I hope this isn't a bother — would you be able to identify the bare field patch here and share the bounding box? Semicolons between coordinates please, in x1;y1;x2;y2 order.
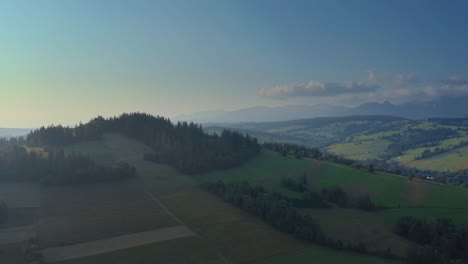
42;226;194;263
37;181;178;248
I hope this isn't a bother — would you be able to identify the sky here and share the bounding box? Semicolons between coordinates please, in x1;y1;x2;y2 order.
1;0;468;127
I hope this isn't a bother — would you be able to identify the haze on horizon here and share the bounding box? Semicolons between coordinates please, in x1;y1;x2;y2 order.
1;0;468;128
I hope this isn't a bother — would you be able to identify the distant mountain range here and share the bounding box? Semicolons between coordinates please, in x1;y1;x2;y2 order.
0;128;32;138
176;95;468;123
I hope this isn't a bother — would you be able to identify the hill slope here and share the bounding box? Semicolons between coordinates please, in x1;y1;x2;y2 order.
206;116;468;172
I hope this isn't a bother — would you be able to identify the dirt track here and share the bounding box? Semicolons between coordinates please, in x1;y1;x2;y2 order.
41;225;195;263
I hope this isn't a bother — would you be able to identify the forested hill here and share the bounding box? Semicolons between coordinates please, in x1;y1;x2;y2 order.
26;113;260;173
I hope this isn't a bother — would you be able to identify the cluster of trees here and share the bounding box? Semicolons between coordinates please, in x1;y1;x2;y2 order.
280;175;329;208
204;181;398;259
321;187;376;211
262;142;322;159
280;174;309;192
263;142;356;167
396;216;468;263
0;146;136;184
320;186;349;208
26;113;260;174
0;200;7;224
204;181;324;241
0;137;26;150
280;175;346;207
356;194;376;211
280;175;376;211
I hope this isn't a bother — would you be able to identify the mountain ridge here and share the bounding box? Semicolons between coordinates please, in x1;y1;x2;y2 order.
176;95;468;123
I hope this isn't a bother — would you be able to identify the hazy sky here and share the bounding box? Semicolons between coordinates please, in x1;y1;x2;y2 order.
1;0;468;127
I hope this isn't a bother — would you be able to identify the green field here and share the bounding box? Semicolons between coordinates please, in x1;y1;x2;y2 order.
326;139;391;160
200;151;468;210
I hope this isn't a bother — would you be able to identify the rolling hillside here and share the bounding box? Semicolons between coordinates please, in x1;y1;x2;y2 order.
1;134;405;264
206;116;468;172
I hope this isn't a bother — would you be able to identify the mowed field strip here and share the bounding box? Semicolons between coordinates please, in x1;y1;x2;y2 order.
42;225;195;263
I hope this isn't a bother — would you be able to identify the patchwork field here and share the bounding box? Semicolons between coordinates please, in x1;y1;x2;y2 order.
8;133;468;263
59;134;397;264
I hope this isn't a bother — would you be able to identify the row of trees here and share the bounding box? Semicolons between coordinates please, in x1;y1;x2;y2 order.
26;113;260;173
280;176;376;211
204;181;398;259
262;142;322;159
0;146;136;184
204;181;323;241
415;140;468;160
396;216;468;263
262;142;356;167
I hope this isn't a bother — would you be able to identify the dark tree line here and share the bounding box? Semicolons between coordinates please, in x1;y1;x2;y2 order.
204;181;398;259
263;141;356;167
262;142;322;159
281;174;309;192
280;175;329;208
26;113;260;174
396;216;468;263
280;176;376;211
204;181;324;242
0;146;136;184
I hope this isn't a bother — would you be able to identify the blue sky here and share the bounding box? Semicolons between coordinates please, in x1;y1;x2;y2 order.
1;0;467;127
